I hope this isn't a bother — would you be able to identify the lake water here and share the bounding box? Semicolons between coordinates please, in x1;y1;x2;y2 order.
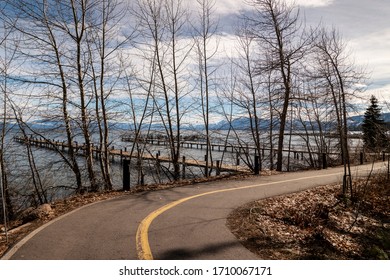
0;127;362;215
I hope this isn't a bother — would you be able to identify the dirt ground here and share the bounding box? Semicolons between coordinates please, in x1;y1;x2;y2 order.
1;172;389;259
227;175;390;259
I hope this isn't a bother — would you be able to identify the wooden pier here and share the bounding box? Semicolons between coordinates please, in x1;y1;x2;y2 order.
14;135;387;177
121;135;254;153
120;135;342;158
13;136;251;174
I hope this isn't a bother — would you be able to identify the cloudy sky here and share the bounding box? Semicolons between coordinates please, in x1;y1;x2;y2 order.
210;0;390;108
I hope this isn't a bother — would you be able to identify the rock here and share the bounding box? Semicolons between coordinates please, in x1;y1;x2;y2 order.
37;204;52;216
19;204;53;223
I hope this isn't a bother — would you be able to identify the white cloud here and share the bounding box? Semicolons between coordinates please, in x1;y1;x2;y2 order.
209;0;334;15
290;0;334;7
349;28;390;90
185;0;248;15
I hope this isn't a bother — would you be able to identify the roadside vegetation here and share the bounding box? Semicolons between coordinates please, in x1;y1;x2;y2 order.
227;171;390;259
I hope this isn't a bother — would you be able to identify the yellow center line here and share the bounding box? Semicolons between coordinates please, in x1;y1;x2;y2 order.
136;164;384;260
136;171;345;260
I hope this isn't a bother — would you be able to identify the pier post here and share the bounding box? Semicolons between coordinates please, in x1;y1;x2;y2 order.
122;159;130;191
216;160;220;175
156;153;161;179
204;154;208;176
322;153;327;169
254;155;260;175
182;156;186;179
236;153;240;166
360;152;364;165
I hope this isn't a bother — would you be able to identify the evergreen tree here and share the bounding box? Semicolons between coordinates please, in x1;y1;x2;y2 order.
362;95;388;150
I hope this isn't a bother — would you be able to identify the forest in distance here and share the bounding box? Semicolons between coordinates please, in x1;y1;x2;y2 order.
1;0;389;226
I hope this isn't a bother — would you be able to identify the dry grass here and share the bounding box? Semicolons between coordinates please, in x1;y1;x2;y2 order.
227;173;390;259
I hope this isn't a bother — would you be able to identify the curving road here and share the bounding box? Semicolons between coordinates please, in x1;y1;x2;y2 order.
2;162;386;260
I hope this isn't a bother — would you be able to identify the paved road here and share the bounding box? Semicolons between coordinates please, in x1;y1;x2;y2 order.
3;162;386;260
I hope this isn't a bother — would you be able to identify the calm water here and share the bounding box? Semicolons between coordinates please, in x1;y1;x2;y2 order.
1;127;360;212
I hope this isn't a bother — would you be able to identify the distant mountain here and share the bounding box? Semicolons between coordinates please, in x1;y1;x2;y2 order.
210;117;250;130
210;113;390;131
347;112;390;130
17;112;390;132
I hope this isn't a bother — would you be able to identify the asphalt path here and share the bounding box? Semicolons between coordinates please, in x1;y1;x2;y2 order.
2;162;387;260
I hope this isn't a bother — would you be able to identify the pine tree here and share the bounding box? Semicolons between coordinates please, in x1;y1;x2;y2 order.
362;95;388;151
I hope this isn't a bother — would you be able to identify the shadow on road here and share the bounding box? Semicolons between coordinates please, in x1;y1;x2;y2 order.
157;240;253;260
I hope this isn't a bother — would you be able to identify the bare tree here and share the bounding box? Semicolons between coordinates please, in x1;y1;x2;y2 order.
192;0;219;176
295;83;328;168
67;0;99;191
0;13;17;230
233;23;264;172
4;0;134;192
86;0;132;190
3;0;89;192
119;52;156;185
313;27;366;198
245;0;311;171
134;0;192;180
